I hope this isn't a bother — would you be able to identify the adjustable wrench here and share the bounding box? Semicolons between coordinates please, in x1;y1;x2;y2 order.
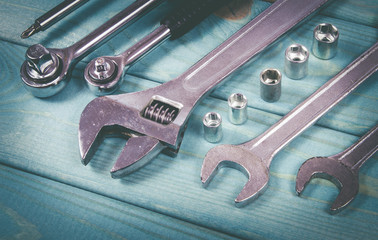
84;0;231;95
296;125;378;214
201;42;378;207
20;0;164;98
78;0;331;178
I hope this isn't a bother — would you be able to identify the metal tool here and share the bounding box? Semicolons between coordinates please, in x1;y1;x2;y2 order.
84;0;231;95
296;125;378;214
20;0;164;98
260;68;281;102
312;23;339;59
203;112;223;143
78;0;331;178
284;43;309;79
201;42;378;207
21;0;89;39
228;93;248;125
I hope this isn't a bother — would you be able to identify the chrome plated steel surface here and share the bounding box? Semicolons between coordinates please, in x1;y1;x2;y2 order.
296;125;378;214
20;0;163;97
201;42;378;207
78;0;331;178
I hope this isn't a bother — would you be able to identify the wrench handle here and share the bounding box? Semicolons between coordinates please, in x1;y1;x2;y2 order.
70;0;163;58
336;125;378;170
161;0;231;39
245;42;378;164
163;0;330;107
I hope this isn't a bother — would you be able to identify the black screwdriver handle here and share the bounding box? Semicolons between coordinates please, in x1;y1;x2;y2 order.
161;0;231;39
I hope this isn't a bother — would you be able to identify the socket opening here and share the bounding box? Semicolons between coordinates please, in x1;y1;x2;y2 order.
228;93;247;109
261;69;281;85
314;23;339;43
286;44;309;63
203;112;222;128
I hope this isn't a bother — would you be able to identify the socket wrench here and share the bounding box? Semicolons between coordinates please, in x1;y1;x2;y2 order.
20;0;164;98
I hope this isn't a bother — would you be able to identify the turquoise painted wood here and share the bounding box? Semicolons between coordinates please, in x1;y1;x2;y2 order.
0;0;377;239
0;165;238;239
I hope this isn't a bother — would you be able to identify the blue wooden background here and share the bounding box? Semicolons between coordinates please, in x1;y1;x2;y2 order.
0;0;377;239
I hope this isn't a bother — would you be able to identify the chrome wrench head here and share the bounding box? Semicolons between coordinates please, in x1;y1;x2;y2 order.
84;25;171;96
84;56;126;96
20;44;73;98
20;0;164;98
78;83;187;177
296;125;378;213
201;145;269;207
296;157;359;214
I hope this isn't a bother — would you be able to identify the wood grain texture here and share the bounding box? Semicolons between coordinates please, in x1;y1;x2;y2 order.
0;0;377;239
0;165;239;240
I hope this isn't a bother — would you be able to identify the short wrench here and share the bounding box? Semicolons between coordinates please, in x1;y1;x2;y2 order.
78;0;331;178
20;0;164;98
84;0;231;95
201;42;378;207
296;125;378;214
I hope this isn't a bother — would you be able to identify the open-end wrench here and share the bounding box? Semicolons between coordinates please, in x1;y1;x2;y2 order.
84;0;231;95
201;42;378;207
20;0;164;98
79;0;331;178
296;125;378;214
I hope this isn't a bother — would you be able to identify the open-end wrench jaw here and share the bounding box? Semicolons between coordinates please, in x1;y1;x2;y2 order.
110;135;165;178
78;88;187;177
296;157;359;214
201;145;270;207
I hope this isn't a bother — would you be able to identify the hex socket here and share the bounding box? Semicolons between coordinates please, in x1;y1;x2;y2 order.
203;112;223;143
284;44;309;79
228;93;248;125
312;23;339;59
260;68;281;102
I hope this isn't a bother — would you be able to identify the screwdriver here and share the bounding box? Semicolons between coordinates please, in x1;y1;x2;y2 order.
21;0;89;39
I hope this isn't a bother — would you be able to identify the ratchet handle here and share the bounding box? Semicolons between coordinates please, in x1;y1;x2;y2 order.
161;0;231;39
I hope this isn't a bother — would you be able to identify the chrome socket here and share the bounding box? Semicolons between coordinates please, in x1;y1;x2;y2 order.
260;68;281;102
312;23;339;59
284;44;309;79
203;112;223;143
228;93;248;125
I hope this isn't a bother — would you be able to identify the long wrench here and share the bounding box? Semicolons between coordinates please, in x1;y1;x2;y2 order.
201;42;378;207
78;0;331;178
296;125;378;214
20;0;164;98
84;0;231;95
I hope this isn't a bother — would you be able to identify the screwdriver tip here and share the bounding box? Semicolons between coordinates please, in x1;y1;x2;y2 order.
21;24;39;39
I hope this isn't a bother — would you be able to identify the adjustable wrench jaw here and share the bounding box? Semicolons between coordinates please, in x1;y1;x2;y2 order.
21;44;73;98
201;145;270;207
296;157;359;214
78;83;191;177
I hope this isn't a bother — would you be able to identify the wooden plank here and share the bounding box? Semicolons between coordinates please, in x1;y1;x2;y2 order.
320;0;378;28
0;0;377;239
0;164;240;240
0;42;377;239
